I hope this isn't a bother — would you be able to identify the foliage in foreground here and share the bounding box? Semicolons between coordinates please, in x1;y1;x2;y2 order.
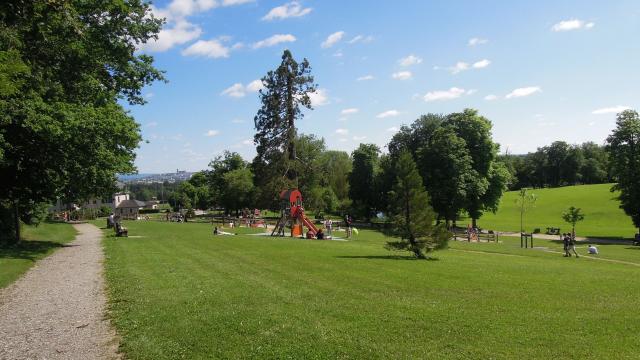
0;0;163;243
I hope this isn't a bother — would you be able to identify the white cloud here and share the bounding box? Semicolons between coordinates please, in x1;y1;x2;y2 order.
357;75;374;81
450;61;470;74
246;79;264;92
341;108;359;115
333;51;343;58
241;139;253;145
468;37;488;46
321;31;345;48
145;121;158;128
376;110;400;118
309;88;329;106
348;35;374;44
221;80;263;97
204;129;220;137
352;136;366;141
139;20;202;52
424;87;466;102
141;0;253;53
221;83;245;98
252;34;296;49
552;19;595;32
472;59;491;69
505;86;541;99
335;128;349;135
484;94;498;101
466;89;477;95
386;126;399;132
398;55;423;67
392;71;412;80
592;105;631;115
262;1;312;21
231;118;245;123
181;39;230;58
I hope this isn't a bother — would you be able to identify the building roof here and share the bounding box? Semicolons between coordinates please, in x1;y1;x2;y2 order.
116;199;146;209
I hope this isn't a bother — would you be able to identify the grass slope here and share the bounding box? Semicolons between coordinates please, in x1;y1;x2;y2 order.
0;221;77;288
103;221;640;359
471;184;636;238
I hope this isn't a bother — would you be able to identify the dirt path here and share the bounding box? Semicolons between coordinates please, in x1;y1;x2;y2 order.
0;223;118;360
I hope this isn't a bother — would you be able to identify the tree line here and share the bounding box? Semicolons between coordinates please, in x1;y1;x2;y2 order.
499;141;611;190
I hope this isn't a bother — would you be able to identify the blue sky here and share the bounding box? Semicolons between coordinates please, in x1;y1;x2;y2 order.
131;0;640;173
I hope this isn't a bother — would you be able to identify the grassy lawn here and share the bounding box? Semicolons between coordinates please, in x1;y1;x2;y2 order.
0;221;77;288
103;221;639;359
466;184;636;239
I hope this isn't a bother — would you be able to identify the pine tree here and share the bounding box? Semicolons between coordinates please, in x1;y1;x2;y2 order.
385;151;450;259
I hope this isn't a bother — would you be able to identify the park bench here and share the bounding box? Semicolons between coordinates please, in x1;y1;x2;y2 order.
115;223;128;237
546;227;561;235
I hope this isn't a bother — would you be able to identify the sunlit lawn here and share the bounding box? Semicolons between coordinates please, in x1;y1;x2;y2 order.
463;184;636;239
0;222;76;288
102;220;639;359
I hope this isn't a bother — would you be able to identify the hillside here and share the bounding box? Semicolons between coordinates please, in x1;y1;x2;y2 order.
472;184;636;239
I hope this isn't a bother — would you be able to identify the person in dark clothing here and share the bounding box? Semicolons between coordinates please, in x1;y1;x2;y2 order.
568;234;579;258
316;228;325;240
563;233;571;257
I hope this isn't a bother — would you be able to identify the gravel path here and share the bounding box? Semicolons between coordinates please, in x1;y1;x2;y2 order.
0;223;119;360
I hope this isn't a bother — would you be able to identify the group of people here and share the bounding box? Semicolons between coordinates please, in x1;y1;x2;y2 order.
562;232;599;257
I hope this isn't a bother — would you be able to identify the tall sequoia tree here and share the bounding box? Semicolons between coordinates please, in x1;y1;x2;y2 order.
607;109;640;232
0;0;164;243
253;50;317;199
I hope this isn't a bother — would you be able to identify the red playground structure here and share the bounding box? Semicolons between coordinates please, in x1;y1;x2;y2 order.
271;189;319;238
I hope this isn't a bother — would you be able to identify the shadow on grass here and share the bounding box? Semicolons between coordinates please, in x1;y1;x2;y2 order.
0;240;72;262
336;255;440;261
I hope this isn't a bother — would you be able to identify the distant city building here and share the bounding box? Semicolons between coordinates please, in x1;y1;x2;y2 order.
119;170;194;184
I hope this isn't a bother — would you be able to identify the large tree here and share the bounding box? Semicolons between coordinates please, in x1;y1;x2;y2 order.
253;50;316;188
444;109;507;227
385;151;449;259
0;0;164;243
606;109;640;231
417;127;473;226
348;143;380;220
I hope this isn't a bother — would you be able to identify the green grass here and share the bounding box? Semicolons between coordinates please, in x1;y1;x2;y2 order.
103;221;640;359
468;183;636;239
0;221;77;288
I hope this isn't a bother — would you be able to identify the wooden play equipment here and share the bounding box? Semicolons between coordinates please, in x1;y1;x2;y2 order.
271;189;319;238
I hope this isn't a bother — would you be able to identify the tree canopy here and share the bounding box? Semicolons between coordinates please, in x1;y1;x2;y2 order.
384;151;449;259
606;109;640;230
0;0;163;243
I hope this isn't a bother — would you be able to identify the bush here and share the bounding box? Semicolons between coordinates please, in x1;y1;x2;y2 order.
99;205;113;217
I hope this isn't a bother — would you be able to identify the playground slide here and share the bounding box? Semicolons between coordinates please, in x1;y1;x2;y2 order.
300;213;318;234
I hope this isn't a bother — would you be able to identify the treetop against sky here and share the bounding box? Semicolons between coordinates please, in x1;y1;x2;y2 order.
131;0;640;173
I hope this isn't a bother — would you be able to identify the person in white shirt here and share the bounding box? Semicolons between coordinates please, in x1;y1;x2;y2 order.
587;245;598;255
325;219;333;237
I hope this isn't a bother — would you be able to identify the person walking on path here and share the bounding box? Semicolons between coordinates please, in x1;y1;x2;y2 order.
568;234;580;258
563;233;571;257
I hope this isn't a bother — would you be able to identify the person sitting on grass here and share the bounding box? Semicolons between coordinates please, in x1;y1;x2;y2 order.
213;226;218;236
316;228;325;240
587;244;598;255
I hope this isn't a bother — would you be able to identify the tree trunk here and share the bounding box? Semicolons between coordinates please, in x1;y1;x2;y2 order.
409;236;425;259
13;199;20;245
472;217;477;228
